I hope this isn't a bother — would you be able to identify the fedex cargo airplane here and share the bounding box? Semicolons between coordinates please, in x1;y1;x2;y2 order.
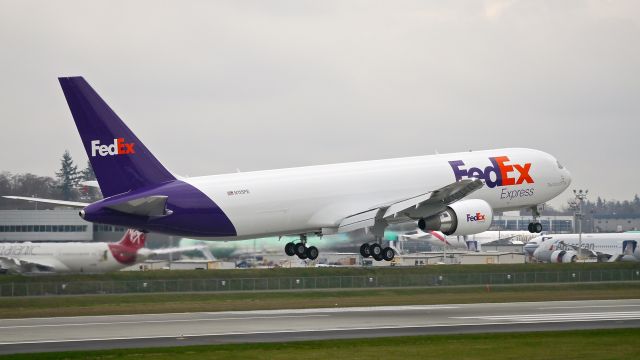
0;229;207;273
5;77;571;262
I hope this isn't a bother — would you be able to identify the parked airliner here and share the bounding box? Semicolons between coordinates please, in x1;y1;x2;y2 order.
4;77;571;262
400;230;538;251
0;230;208;274
528;233;640;263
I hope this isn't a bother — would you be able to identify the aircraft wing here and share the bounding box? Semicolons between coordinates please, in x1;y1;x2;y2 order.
558;241;599;259
0;257;58;273
2;196;89;208
337;179;483;234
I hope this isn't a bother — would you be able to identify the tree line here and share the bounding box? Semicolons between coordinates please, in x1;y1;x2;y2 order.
0;150;101;210
583;195;640;218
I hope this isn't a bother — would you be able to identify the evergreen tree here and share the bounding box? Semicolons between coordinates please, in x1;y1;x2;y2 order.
80;160;96;181
56;150;79;200
79;160;101;200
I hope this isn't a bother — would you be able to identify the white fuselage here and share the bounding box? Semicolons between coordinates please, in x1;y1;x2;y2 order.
0;242;129;273
184;148;570;239
530;233;640;262
402;230;538;250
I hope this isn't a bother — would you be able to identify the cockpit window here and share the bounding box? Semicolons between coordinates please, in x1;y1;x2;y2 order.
556;161;564;169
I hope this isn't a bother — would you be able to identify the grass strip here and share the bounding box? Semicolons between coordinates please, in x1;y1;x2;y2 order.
1;328;639;360
1;282;639;319
2;262;639;284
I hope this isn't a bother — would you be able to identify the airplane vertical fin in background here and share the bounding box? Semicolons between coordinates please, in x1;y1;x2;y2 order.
117;229;147;250
58;77;176;197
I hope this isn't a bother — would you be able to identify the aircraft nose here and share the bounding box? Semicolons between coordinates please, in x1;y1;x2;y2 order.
563;168;572;188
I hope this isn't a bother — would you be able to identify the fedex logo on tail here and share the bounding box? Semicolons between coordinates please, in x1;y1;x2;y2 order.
91;138;135;157
466;212;486;222
449;156;533;188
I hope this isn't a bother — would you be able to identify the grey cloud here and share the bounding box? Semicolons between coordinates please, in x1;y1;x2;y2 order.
0;0;639;207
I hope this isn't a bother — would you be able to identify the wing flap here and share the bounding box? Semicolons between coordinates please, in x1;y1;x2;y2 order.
337;208;380;234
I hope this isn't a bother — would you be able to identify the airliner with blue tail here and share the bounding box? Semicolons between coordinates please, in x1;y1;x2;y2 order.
5;77;572;262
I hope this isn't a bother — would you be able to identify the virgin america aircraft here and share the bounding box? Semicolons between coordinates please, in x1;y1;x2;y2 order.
0;229;207;274
5;77;572;262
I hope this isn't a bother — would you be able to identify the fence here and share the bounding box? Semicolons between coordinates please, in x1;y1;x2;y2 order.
2;269;640;297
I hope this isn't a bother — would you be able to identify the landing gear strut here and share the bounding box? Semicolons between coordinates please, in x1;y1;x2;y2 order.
528;205;543;233
284;234;318;260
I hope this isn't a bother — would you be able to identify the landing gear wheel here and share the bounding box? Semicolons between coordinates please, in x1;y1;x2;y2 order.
369;243;382;258
306;246;319;260
528;223;534;233
372;253;383;261
359;243;371;258
294;243;307;257
297;251;308;259
382;247;395;261
284;242;295;256
534;222;543;233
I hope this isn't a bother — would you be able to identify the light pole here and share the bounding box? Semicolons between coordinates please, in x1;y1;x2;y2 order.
572;189;589;259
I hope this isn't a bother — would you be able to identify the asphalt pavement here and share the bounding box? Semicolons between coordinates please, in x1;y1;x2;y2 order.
1;299;639;354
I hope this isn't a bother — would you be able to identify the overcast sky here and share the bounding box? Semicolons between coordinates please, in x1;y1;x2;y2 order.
1;0;638;208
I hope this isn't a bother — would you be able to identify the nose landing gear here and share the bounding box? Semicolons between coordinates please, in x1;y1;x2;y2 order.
528;205;543;233
528;222;543;233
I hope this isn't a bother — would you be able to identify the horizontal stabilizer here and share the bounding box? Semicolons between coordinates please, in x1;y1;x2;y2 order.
106;195;170;217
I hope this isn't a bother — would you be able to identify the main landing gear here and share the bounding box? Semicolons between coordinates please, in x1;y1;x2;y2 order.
359;241;395;262
284;234;319;260
528;205;543;233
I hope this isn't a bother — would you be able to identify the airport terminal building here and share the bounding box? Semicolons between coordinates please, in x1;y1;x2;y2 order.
0;209;172;245
0;210;93;242
490;214;574;233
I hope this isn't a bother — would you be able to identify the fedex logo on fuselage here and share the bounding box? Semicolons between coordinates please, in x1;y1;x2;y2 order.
91;138;135;157
466;212;486;222
449;156;533;189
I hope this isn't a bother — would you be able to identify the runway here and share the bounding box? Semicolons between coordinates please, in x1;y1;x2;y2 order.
1;299;640;354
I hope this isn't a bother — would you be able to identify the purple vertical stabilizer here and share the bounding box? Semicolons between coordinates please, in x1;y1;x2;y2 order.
58;77;176;197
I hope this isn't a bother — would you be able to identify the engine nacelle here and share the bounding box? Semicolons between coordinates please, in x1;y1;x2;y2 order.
417;199;493;236
550;249;577;263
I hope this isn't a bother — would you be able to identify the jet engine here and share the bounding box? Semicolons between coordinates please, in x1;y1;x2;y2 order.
417;199;493;236
550;250;577;263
